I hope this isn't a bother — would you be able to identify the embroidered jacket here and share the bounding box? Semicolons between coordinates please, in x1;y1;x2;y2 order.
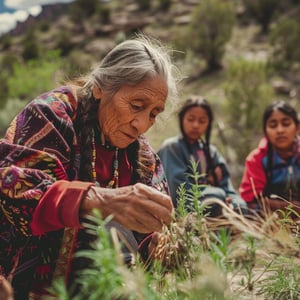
0;86;168;298
239;137;300;203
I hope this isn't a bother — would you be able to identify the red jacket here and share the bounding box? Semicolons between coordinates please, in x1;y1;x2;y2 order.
239;138;268;202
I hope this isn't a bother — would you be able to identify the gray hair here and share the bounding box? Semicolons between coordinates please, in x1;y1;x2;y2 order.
87;33;180;106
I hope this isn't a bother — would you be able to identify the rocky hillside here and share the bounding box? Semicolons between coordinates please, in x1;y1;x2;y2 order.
3;0;298;98
3;0;200;58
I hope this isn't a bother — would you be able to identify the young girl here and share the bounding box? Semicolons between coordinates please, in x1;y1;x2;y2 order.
239;100;300;216
158;96;247;216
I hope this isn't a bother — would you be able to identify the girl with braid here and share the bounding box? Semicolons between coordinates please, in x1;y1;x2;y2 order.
239;100;300;217
158;96;246;216
0;33;179;299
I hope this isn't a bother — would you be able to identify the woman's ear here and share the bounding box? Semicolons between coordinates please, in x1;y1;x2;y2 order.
92;85;102;100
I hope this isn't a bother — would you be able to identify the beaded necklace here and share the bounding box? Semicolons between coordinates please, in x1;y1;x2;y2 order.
92;128;119;188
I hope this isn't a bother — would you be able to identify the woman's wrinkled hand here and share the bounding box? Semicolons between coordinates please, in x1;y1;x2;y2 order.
82;183;174;233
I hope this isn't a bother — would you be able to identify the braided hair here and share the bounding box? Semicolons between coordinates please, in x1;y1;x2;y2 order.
262;100;299;187
178;96;218;185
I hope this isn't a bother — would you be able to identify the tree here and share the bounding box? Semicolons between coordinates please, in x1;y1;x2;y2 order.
22;29;40;61
243;0;281;34
186;0;235;72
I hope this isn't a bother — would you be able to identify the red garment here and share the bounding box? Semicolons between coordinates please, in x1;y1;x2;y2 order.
30;145;133;235
239;138;268;202
95;145;132;187
30;180;93;235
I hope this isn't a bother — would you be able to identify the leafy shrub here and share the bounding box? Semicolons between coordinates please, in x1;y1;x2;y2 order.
22;29;40;61
0;54;22;108
136;0;151;11
0;34;12;50
242;0;281;34
68;0;99;22
223;59;274;165
55;31;74;56
96;3;111;24
158;0;172;11
184;0;236;72
8;50;64;101
0;98;26;137
269;17;300;71
39;20;50;32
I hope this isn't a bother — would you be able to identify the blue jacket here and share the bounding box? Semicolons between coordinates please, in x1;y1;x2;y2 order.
158;135;245;209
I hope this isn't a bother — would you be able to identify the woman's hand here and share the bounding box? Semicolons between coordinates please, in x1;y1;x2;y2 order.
81;183;174;233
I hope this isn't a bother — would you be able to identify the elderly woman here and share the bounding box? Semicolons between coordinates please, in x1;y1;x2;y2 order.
0;34;179;299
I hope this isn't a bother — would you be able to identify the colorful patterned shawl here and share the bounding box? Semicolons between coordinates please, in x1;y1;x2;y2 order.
0;86;168;298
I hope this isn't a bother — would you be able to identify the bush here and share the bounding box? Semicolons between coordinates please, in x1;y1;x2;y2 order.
96;3;111;24
158;0;172;11
185;0;235;72
55;31;74;57
22;30;40;61
136;0;151;11
0;98;26;137
242;0;281;34
269;17;300;71
223;59;274;165
68;0;99;22
8;50;64;101
0;34;12;50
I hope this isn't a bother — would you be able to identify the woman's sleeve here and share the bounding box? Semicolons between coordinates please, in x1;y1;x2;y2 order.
239;152;267;202
0;89;79;236
30;180;93;235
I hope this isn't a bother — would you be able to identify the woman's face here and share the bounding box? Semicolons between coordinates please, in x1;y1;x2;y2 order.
182;106;209;143
95;76;167;148
265;109;299;152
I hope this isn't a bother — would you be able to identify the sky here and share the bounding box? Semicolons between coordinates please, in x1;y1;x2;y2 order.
0;0;74;35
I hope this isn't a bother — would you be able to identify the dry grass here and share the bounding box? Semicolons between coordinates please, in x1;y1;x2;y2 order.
144;198;300;299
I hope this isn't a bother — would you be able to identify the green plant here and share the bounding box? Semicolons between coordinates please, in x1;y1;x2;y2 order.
259;257;300;299
135;0;151;11
242;0;281;34
269;17;300;71
0;34;12;50
8;50;64;101
22;29;40;61
69;0;99;19
0;98;26;137
158;0;172;11
96;3;111;24
184;0;235;72
210;228;232;271
47;169;300;299
223;58;274;166
55;31;74;57
239;235;256;291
